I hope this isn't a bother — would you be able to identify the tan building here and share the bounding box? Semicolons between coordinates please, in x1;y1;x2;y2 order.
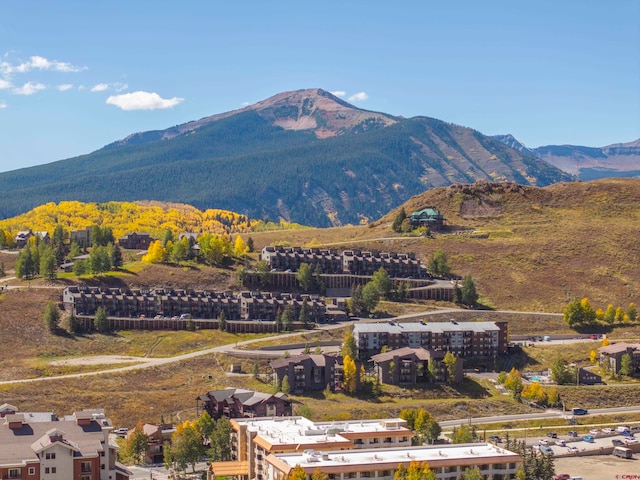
265;443;522;480
210;416;412;480
0;404;130;480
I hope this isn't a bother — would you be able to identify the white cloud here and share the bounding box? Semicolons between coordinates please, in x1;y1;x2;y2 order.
106;91;184;111
330;90;346;98
12;81;46;95
348;92;369;102
0;102;7;109
113;82;128;92
57;84;73;91
14;55;85;73
91;83;109;92
0;78;11;90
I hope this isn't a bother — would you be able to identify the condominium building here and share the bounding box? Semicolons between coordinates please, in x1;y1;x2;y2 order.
210;416;412;480
0;404;130;480
354;320;508;359
265;443;522;480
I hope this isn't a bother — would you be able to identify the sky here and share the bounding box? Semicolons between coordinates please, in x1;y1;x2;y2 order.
0;0;638;173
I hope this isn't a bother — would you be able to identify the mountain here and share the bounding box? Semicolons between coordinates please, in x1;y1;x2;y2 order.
0;88;571;227
493;135;640;181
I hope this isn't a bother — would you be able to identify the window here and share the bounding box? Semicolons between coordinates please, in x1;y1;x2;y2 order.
8;469;20;479
51;468;56;474
82;476;91;480
81;461;92;473
45;468;50;474
45;452;56;459
29;467;36;475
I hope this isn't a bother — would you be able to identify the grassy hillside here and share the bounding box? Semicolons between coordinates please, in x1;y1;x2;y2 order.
1;178;639;427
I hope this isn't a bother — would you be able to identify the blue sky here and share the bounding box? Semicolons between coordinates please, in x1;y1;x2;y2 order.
0;0;638;173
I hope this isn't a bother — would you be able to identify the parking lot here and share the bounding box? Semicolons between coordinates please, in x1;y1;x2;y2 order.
554;454;638;480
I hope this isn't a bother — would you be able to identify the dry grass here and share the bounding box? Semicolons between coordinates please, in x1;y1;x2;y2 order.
1;179;640;427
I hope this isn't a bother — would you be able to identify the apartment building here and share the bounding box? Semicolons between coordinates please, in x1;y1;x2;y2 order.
210;416;412;480
354;320;508;360
260;247;428;279
0;404;130;480
197;388;293;420
370;347;462;385
264;443;522;480
270;354;344;393
62;286;327;323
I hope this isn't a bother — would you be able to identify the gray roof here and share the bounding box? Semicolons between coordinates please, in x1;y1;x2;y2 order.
0;411;112;465
354;321;501;335
599;342;640;354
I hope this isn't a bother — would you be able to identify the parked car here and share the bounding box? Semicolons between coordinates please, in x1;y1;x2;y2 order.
624;437;638;445
601;428;612;434
113;428;128;437
616;426;630;433
589;429;599;436
489;435;502;443
568;431;578;437
555;439;566;447
539;438;549;445
547;432;558;438
612;439;624;446
572;408;588;415
582;436;595;443
567;446;579;453
539;445;554;455
180;313;191;319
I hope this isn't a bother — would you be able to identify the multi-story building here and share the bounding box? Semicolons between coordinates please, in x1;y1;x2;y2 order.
70;226;93;249
62;287;328;323
270;354;344;393
370;347;462;385
124;423;175;464
0;404;130;480
117;232;154;250
264;443;522;480
197;388;293;420
211;416;412;480
599;342;640;374
354;320;508;360
260;247;428;279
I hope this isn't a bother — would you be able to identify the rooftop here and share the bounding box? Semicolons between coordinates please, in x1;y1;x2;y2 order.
354;321;502;335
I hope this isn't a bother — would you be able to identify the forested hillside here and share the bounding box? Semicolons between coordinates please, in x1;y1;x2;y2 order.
0;201;254;240
0;89;571;226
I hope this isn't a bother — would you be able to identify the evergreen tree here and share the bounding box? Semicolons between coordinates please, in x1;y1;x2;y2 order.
68;241;81;260
73;259;87;276
281;304;294;332
39;246;57;280
460;275;478;307
427;249;451;277
246;237;254;252
620;353;633;376
94;306;109;333
52;224;67;264
44;301;60;332
109;243;123;269
218;310;227;332
68;312;81;334
208;416;232;462
298;298;310;327
16;244;36;279
391;207;407;233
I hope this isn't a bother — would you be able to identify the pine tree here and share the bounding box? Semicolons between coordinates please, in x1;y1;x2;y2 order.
218;310;227;332
281;374;291;394
44;301;60;332
94;307;109;333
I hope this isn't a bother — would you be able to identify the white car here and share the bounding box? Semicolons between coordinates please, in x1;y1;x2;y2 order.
567;446;579;453
589;429;599;436
601;428;612;434
624;437;638;445
555;439;566;446
539;439;549;445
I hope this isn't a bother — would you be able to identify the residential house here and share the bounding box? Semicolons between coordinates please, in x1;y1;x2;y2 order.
262;443;522;480
0;405;130;480
70;226;93;249
270;354;344;393
409;207;445;230
599;342;640;375
14;230;48;248
117;232;154;250
577;367;602;385
197;388;293;420
370;347;462;385
126;423;175;464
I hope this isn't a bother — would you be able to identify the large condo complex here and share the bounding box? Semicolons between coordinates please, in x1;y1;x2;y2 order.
207;415;522;480
354;320;508;359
